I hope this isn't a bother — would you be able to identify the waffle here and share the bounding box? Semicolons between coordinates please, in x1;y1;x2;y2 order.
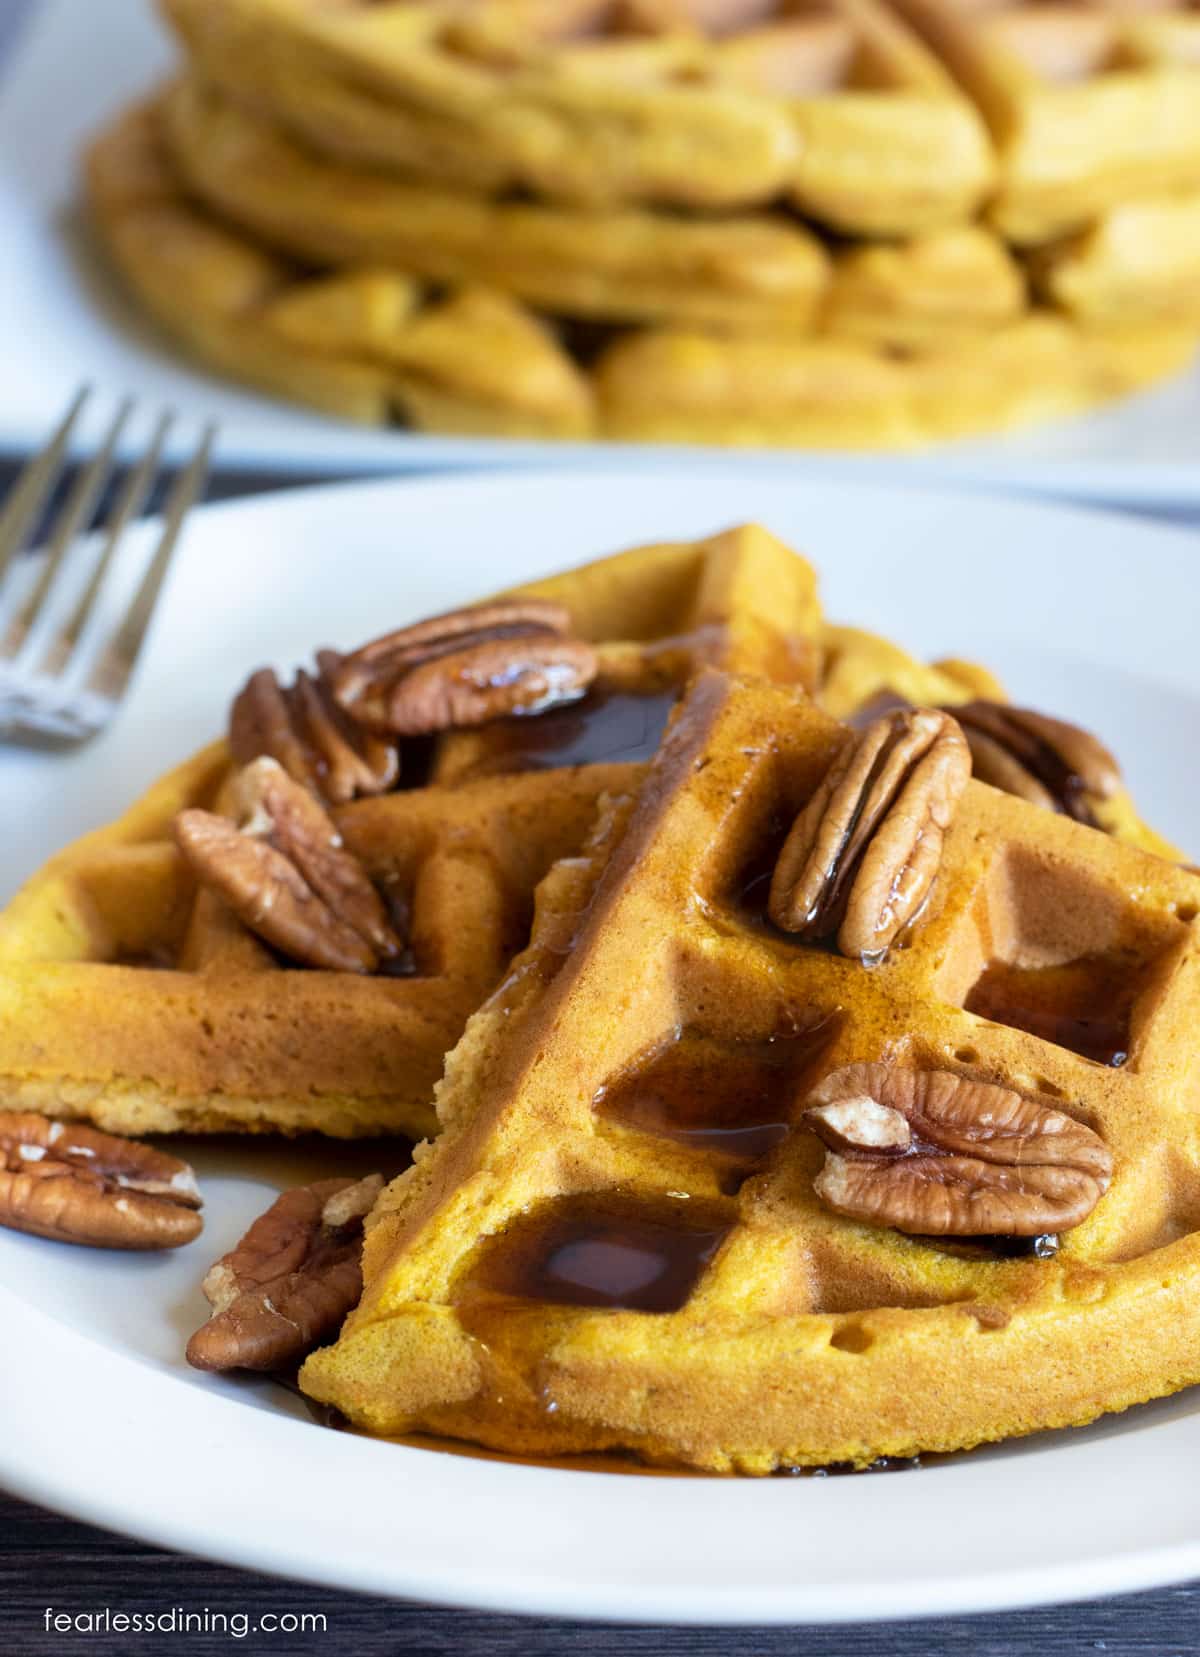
163;76;1024;344
595;312;1199;448
159;0;995;234
84;102;593;438
86;100;1198;449
301;670;1200;1470
891;0;1200;243
0;527;822;1141
1031;192;1200;328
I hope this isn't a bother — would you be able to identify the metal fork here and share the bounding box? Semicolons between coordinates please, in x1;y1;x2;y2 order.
0;388;215;747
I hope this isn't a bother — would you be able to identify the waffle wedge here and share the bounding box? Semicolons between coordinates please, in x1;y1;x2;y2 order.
302;671;1200;1470
0;527;821;1141
162;77;1024;345
892;0;1200;243
159;0;994;234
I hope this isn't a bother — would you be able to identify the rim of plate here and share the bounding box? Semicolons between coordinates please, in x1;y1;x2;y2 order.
2;468;1199;1624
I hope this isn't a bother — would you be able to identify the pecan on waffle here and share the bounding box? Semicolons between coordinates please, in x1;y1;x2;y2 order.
83;102;592;437
301;672;1200;1471
162;77;1023;346
159;0;994;234
817;631;1184;861
1029;192;1200;329
0;526;822;1142
0;742;608;1140
891;0;1200;243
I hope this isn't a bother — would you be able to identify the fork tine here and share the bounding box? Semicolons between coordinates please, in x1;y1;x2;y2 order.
88;423;216;705
1;395;133;662
0;386;91;591
36;409;175;682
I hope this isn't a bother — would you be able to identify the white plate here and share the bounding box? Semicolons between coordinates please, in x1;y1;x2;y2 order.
3;1;1200;511
2;471;1200;1624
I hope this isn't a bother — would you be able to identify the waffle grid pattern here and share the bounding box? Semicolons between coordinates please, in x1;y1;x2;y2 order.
302;673;1200;1470
0;529;820;1141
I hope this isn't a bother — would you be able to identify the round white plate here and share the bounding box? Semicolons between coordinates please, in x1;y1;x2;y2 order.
2;0;1200;511
2;471;1199;1624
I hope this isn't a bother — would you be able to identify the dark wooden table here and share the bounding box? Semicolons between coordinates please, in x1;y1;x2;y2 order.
5;2;1200;1649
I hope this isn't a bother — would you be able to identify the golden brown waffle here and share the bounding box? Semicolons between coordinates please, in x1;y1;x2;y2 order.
0;743;610;1140
891;0;1200;243
594;312;1198;448
84;99;1198;449
162;77;1024;344
301;671;1200;1470
159;0;994;234
84;103;593;438
1030;191;1200;328
0;528;821;1141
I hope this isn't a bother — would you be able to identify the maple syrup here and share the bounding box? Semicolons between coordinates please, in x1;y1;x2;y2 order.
924;1232;1059;1261
478;685;679;772
465;1196;731;1313
966;955;1137;1065
111;945;176;969
596;1025;835;1163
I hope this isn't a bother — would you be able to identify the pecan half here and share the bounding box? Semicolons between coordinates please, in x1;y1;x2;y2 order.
803;1064;1112;1236
330;599;597;735
768;708;970;963
947;701;1120;827
230;649;398;806
175;757;402;972
0;1112;202;1249
186;1173;383;1372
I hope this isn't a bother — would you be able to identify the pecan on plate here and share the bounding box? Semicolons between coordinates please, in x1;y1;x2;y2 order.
803;1064;1112;1236
186;1173;383;1372
175;757;403;972
768;708;970;963
229;649;398;806
330;599;598;735
947;701;1120;826
0;1113;202;1249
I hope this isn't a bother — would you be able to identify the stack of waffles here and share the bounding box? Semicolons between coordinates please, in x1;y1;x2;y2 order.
5;526;1200;1467
78;0;1200;449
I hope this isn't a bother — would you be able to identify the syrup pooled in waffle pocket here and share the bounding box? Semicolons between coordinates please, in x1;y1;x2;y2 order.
0;527;824;1146
2;528;1196;1469
300;672;1200;1470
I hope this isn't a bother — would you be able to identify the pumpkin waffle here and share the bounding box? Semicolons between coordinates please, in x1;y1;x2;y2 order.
0;526;821;1142
159;0;994;234
1030;192;1200;328
85;99;1198;449
84;102;592;438
301;671;1200;1470
162;76;1024;344
890;0;1200;243
594;312;1198;448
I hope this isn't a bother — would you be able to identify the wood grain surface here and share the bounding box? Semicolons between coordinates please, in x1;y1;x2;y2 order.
4;1486;1200;1656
